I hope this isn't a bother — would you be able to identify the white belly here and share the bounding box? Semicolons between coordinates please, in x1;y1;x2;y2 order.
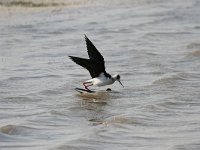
94;77;114;86
86;76;114;87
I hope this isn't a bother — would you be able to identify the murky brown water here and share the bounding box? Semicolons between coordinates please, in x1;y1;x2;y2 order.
0;0;200;149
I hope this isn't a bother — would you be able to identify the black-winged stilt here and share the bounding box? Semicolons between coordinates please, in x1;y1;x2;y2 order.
69;35;123;91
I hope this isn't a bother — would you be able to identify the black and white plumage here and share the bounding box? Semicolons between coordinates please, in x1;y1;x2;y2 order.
69;35;123;91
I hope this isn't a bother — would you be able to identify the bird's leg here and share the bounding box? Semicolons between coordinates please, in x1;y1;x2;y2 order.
83;82;93;91
84;83;89;91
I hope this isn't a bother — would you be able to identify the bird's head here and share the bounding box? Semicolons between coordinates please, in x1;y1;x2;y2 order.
113;74;124;88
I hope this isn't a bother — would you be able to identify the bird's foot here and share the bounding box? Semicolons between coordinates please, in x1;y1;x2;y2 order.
84;86;91;92
83;82;92;92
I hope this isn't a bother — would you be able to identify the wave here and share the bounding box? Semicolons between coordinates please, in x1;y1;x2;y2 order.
186;50;200;58
185;42;200;58
0;124;37;135
186;42;200;49
0;0;90;8
89;116;140;126
5;74;60;81
153;73;187;85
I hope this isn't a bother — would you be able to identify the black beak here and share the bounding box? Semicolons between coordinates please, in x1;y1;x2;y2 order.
118;80;124;88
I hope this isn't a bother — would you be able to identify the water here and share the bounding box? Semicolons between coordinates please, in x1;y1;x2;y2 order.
1;0;200;149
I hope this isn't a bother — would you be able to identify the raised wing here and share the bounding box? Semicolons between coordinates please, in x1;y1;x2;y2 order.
69;56;103;78
84;35;105;72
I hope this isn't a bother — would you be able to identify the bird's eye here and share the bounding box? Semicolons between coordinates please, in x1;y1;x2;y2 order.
117;75;120;80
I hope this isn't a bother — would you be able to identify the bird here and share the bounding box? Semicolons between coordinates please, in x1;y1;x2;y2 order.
69;35;124;91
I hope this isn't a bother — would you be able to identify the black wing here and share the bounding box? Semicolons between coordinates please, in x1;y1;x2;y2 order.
84;35;106;74
69;56;103;78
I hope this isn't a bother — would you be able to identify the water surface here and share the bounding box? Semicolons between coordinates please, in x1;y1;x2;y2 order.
0;0;200;149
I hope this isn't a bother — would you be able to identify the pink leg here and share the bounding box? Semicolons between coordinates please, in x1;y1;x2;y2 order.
83;82;93;91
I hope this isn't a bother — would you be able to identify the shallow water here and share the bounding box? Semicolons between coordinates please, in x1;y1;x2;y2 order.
1;0;200;149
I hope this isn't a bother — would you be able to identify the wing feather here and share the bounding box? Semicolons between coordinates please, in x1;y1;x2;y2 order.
84;35;105;74
69;35;107;78
69;56;100;78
